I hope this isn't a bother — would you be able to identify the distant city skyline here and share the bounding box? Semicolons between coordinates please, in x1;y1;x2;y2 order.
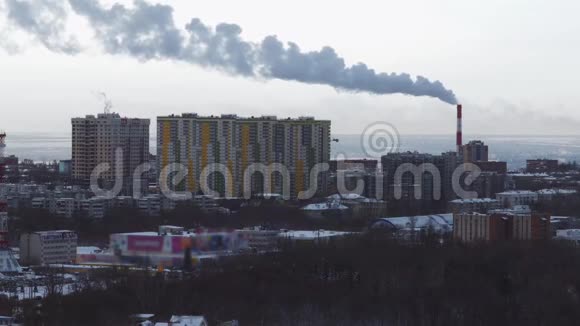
1;0;579;135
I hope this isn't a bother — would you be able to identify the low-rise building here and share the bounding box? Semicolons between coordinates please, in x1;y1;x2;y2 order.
301;200;349;219
536;188;577;201
19;230;77;265
279;230;353;244
475;161;508;174
55;198;77;218
137;195;162;216
326;193;387;219
449;198;500;214
80;197;107;219
555;229;580;244
238;227;281;251
496;190;538;208
526;159;559;173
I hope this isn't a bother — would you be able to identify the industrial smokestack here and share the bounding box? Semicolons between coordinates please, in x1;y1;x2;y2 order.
456;104;463;154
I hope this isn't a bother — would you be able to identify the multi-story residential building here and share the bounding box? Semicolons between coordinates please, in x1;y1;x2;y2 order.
381;151;457;213
467;172;506;199
80;197;108;219
55;198;77;218
157;114;331;199
20;230;78;265
72;113;150;195
137;194;162;216
453;211;550;243
462;140;489;163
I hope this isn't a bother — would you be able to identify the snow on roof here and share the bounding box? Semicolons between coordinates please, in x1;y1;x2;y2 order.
168;315;207;326
375;214;453;232
116;232;159;236
279;230;353;240
77;246;102;255
301;202;349;211
130;313;155;320
496;190;537;196
551;216;571;220
508;173;549;177
556;229;580;239
537;189;577;195
34;230;75;235
450;198;498;204
327;193;365;200
489;205;532;215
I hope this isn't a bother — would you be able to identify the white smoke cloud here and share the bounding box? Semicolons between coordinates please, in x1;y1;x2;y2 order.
1;0;458;104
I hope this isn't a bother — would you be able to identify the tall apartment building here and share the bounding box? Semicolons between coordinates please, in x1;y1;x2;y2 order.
462;140;489;163
72;113;150;195
157;114;331;199
381;151;458;213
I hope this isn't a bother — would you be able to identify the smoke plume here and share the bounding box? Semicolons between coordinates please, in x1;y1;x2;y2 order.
2;0;458;104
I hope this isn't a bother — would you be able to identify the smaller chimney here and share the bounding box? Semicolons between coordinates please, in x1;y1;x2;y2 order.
456;104;462;154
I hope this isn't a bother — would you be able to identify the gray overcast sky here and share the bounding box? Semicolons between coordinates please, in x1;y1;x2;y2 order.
1;0;579;136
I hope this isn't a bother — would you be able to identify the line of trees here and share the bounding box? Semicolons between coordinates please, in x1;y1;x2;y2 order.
12;235;580;325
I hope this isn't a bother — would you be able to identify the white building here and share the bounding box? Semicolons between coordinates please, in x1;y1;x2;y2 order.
20;230;78;265
496;191;538;208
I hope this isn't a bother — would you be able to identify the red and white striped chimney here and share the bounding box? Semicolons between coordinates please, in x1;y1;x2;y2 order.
456;104;462;153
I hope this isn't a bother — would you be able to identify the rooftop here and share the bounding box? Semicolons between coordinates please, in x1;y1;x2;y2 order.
279;230;353;240
496;190;537;196
450;198;498;204
374;214;453;232
158;113;330;123
302;201;349;211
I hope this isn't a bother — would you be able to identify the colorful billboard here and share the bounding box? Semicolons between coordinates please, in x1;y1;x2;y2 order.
127;236;164;252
